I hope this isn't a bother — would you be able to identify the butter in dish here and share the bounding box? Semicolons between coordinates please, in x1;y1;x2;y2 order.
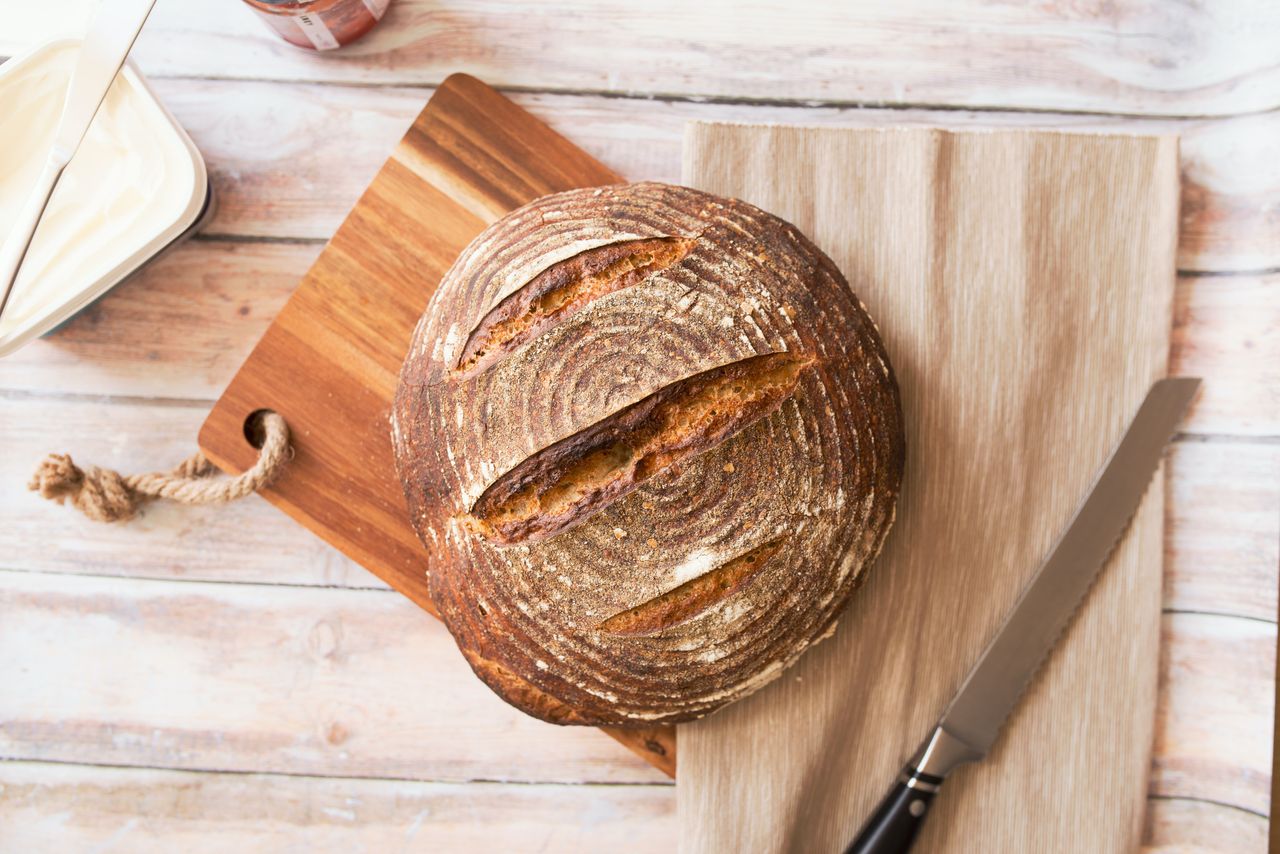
0;39;213;357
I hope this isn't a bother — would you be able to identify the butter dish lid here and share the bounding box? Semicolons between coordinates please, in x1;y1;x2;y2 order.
0;39;210;357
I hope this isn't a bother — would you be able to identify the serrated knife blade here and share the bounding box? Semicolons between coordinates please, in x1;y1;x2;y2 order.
845;377;1201;854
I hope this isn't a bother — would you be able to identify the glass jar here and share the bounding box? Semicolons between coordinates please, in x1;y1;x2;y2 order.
240;0;390;51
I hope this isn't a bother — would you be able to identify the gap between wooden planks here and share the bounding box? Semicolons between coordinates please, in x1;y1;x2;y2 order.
5;0;1280;115
2;249;1272;438
0;761;1266;853
136;77;1280;274
0;568;1270;812
0;762;678;853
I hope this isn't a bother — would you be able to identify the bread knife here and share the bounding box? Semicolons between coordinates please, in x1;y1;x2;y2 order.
844;377;1200;854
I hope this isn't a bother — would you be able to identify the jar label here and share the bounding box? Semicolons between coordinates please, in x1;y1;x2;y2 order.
362;0;390;19
293;12;340;50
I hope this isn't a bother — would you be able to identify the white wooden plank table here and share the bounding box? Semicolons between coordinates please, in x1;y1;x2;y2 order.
1;1;1275;850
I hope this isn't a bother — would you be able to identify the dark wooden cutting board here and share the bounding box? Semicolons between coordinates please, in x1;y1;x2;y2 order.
198;74;675;776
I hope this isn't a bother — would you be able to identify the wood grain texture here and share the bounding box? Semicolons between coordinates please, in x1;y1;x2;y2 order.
1;3;1275;848
0;762;676;853
1152;613;1276;817
0;241;318;401
1;239;1271;440
196;75;679;772
1;573;1268;832
1171;272;1280;437
679;124;1179;852
1142;799;1269;852
115;77;1280;273
1164;441;1279;621
0;569;666;784
0;398;373;589
199;74;617;608
5;396;1273;632
8;0;1280;116
3;761;1264;854
0;70;1271;833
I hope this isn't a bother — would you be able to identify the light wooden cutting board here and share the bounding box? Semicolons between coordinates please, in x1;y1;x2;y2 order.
678;125;1179;852
198;73;675;775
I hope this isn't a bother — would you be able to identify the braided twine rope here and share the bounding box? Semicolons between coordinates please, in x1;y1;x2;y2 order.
28;412;290;522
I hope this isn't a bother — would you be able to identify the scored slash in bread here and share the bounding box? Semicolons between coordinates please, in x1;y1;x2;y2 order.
392;182;904;727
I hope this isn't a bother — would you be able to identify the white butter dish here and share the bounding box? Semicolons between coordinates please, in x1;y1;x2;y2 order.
0;39;212;357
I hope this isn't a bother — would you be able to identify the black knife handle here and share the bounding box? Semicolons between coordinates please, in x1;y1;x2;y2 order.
842;769;942;854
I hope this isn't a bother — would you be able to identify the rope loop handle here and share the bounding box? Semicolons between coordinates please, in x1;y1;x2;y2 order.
28;412;291;522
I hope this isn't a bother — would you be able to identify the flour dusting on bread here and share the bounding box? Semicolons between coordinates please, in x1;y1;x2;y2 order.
391;182;904;726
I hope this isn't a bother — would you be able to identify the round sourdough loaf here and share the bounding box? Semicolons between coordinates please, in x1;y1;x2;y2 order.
392;182;904;726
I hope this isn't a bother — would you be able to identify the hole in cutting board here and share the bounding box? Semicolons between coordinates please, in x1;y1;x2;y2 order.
243;409;276;450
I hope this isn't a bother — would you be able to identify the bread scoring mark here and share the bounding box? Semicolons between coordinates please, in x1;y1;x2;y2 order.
466;351;815;545
598;538;785;637
455;236;697;377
